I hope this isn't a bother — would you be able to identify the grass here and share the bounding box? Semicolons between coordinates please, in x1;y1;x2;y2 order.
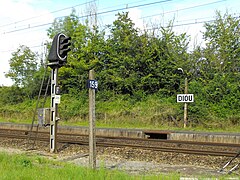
0;152;182;180
0;93;240;132
2;115;239;133
0;152;239;179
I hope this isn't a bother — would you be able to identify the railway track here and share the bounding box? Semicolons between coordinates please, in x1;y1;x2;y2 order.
0;128;239;157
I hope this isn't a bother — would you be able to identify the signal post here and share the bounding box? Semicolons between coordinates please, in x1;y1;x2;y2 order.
47;33;71;153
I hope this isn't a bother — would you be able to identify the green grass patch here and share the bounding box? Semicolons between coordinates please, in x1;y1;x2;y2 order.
0;152;238;179
0;92;240;132
0;152;182;180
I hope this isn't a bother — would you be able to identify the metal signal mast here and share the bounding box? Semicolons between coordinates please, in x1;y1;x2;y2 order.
47;33;71;153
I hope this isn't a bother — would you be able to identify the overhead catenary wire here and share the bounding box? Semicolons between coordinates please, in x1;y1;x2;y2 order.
0;0;149;28
1;0;238;54
2;0;233;36
1;0;231;35
143;14;239;32
1;0;172;35
0;0;97;28
3;13;239;54
140;0;226;19
1;44;43;53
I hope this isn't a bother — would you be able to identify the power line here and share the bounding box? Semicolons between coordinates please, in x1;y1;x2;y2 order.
1;0;238;35
143;14;240;31
96;0;172;16
97;0;149;11
1;14;239;54
0;0;150;30
5;13;239;52
1;0;239;54
3;22;53;34
0;0;96;28
1;44;44;53
4;0;230;35
2;0;173;35
141;0;226;19
0;0;148;29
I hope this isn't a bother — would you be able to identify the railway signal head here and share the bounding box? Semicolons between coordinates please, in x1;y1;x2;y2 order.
48;33;71;67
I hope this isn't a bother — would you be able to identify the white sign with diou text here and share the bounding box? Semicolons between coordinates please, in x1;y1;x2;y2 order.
177;94;194;103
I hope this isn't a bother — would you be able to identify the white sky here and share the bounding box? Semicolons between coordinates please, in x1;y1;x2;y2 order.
0;0;239;86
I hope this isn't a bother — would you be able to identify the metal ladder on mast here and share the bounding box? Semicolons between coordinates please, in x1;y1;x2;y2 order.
27;65;51;150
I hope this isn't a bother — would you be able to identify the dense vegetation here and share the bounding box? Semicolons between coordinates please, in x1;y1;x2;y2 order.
0;10;239;129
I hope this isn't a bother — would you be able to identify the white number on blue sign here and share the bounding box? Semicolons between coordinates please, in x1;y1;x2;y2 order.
88;80;98;89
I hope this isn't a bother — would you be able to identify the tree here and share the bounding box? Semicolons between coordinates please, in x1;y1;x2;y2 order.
203;11;240;74
148;25;190;95
202;11;240;108
188;11;240;119
5;45;39;98
98;12;142;94
97;12;190;96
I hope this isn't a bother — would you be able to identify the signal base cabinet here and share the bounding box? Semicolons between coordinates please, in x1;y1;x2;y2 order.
38;108;50;126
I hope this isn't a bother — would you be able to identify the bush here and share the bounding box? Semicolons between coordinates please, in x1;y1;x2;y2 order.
0;86;24;105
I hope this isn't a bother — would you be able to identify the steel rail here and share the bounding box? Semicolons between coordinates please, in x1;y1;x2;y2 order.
0;130;238;157
1;128;240;148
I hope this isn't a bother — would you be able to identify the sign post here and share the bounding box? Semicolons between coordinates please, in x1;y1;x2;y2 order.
88;69;97;169
177;78;194;128
184;77;188;128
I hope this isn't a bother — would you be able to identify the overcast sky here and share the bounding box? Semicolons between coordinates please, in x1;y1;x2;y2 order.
0;0;239;86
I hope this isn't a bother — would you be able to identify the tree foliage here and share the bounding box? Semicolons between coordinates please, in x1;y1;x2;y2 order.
2;10;240;122
46;11;190;95
5;45;41;98
0;86;24;105
203;11;240;74
189;11;240;119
